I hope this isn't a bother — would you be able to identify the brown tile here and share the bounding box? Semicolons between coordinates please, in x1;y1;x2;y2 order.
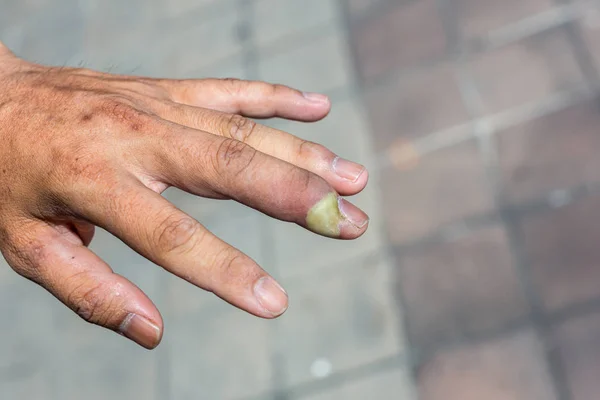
382;139;494;244
457;0;554;39
397;226;528;349
276;253;403;386
521;194;600;312
350;0;447;82
470;29;583;115
498;98;600;205
418;329;557;400
366;62;469;149
552;311;600;400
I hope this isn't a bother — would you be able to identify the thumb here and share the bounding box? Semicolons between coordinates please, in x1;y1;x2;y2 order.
2;220;163;349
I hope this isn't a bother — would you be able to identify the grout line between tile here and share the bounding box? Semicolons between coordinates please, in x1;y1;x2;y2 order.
242;1;289;398
374;83;595;172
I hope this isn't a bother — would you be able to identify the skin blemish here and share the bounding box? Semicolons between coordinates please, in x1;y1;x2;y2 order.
306;192;343;238
81;113;93;122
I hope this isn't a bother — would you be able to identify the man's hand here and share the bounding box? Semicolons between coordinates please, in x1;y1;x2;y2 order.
0;44;369;349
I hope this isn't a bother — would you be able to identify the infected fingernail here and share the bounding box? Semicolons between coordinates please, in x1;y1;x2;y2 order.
306;192;343;237
338;198;369;229
333;157;366;182
254;277;288;316
302;92;330;103
120;314;162;350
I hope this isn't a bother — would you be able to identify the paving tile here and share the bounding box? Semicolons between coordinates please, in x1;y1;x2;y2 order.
0;369;50;400
552;311;600;400
9;4;85;67
365;62;469;149
470;28;583;115
298;366;416;400
257;31;353;94
498;98;600;205
382;139;494;244
521;194;600;312
155;13;245;78
166;303;273;399
275;252;403;387
83;6;244;78
157;0;236;19
53;333;160;400
344;0;389;19
0;279;61;399
396;225;528;350
457;0;555;39
263;98;383;279
185;55;247;79
418;329;557;400
350;0;447;82
253;0;338;48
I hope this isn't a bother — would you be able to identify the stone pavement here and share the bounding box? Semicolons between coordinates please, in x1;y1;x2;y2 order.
3;0;600;399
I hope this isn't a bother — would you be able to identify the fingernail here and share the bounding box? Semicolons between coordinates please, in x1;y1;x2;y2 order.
333;157;366;182
303;92;330;103
254;277;288;317
338;198;369;229
120;314;162;350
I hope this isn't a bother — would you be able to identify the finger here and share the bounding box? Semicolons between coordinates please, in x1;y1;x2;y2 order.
147;128;369;239
159;78;331;121
2;220;163;349
74;184;289;319
150;103;368;196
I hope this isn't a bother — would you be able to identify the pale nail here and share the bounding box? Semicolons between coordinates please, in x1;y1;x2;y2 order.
338;198;369;229
333;157;366;182
120;314;162;350
254;277;288;316
302;92;330;103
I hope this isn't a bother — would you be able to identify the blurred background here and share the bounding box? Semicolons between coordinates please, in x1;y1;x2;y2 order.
2;0;600;398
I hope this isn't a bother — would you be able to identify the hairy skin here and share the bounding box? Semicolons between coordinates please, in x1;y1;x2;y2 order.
0;42;369;349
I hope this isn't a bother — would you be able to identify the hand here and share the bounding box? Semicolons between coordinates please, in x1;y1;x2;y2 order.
0;43;369;349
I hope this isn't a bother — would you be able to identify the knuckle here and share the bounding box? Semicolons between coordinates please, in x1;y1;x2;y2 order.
50;147;118;197
296;140;328;160
213;138;258;177
67;276;114;325
270;83;287;96
97;98;152;132
1;233;50;282
213;248;254;285
293;166;314;196
154;213;201;256
223;114;257;143
220;78;244;96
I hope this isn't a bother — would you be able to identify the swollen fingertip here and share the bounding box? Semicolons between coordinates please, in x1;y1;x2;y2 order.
120;313;162;349
253;276;288;317
305;193;370;238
